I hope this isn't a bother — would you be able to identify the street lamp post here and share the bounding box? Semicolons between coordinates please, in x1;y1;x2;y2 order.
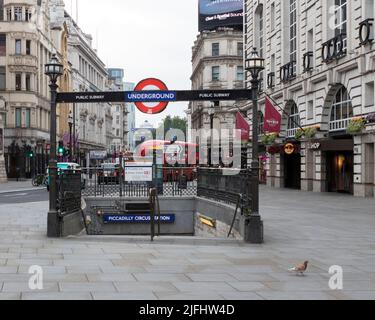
208;103;215;167
244;48;265;244
68;111;73;162
45;54;63;238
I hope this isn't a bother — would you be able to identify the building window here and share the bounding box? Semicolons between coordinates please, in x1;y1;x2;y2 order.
287;102;300;138
0;34;6;56
116;116;120;125
329;87;353;132
212;66;220;82
334;0;347;48
307;100;314;120
15;73;21;91
25;109;30;128
365;81;375;107
26;40;31;55
26;74;31;91
15;39;21;55
271;2;276;31
6;8;12;21
15;108;21;128
237;42;243;57
14;7;22;21
290;0;297;74
236;66;244;81
212;43;219;56
25;8;32;22
116;129;120;137
0;66;5;90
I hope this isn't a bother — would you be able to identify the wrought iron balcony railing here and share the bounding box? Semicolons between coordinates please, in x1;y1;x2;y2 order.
321;33;347;63
303;51;314;72
359;19;374;46
279;61;296;83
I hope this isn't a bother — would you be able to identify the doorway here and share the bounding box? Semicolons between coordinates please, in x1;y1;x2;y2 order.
326;151;354;194
284;153;301;189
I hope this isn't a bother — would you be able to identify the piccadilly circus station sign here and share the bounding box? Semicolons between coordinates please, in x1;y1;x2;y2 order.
128;78;177;114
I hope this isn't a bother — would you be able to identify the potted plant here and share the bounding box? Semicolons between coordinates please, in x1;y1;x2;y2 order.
347;117;366;135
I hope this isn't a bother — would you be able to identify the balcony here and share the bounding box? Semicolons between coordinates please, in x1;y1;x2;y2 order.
8;54;38;69
303;52;314;72
321;33;347;63
359;19;374;46
279;61;296;83
286;128;298;139
267;72;275;89
329;118;352;132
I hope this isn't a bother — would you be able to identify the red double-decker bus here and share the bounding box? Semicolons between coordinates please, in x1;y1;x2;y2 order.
135;140;198;181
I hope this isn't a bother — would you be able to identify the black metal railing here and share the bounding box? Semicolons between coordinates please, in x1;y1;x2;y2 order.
82;167;197;198
303;51;314;72
280;61;296;83
57;171;82;215
322;33;347;63
359;19;374;46
197;168;251;208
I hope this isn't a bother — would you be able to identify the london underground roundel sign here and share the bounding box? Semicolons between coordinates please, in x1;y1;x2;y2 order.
132;78;176;114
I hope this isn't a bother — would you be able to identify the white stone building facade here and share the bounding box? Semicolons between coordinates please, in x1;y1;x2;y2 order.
188;29;244;152
107;68;128;154
0;0;58;180
64;12;113;167
245;0;375;197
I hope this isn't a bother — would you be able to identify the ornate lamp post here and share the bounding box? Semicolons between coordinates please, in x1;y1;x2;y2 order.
45;54;63;238
244;48;265;244
68;111;73;162
208;103;215;167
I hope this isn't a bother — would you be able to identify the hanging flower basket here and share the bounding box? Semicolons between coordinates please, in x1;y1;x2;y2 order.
347;118;366;135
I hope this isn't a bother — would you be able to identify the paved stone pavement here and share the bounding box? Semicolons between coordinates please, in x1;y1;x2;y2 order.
0;186;374;300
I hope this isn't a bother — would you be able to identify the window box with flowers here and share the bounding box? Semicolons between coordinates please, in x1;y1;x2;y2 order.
347;117;366;135
261;133;278;146
295;126;319;140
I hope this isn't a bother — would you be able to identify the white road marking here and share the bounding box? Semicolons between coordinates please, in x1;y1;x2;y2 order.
3;193;28;197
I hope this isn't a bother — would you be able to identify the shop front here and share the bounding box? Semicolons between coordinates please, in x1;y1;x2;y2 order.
282;142;301;190
321;138;354;194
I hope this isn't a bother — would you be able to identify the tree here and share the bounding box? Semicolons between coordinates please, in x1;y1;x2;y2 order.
158;116;187;138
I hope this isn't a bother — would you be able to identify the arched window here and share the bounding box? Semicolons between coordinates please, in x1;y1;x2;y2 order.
287;102;300;138
329;86;353;131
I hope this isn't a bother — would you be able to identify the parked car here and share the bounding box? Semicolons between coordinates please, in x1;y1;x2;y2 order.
46;163;86;191
97;163;123;185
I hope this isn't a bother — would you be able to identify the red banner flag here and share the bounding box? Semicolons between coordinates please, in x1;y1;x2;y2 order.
264;97;281;134
236;112;250;142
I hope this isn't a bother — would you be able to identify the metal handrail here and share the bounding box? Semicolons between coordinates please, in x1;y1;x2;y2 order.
149;188;161;242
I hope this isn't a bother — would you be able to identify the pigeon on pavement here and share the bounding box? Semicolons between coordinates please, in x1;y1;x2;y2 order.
288;261;309;275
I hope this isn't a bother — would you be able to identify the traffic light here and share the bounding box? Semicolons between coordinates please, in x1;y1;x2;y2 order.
26;150;34;158
58;141;65;156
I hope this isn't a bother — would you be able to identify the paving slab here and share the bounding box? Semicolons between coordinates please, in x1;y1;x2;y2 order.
0;186;374;300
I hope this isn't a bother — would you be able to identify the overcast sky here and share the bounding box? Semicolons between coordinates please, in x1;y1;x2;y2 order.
63;0;198;127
